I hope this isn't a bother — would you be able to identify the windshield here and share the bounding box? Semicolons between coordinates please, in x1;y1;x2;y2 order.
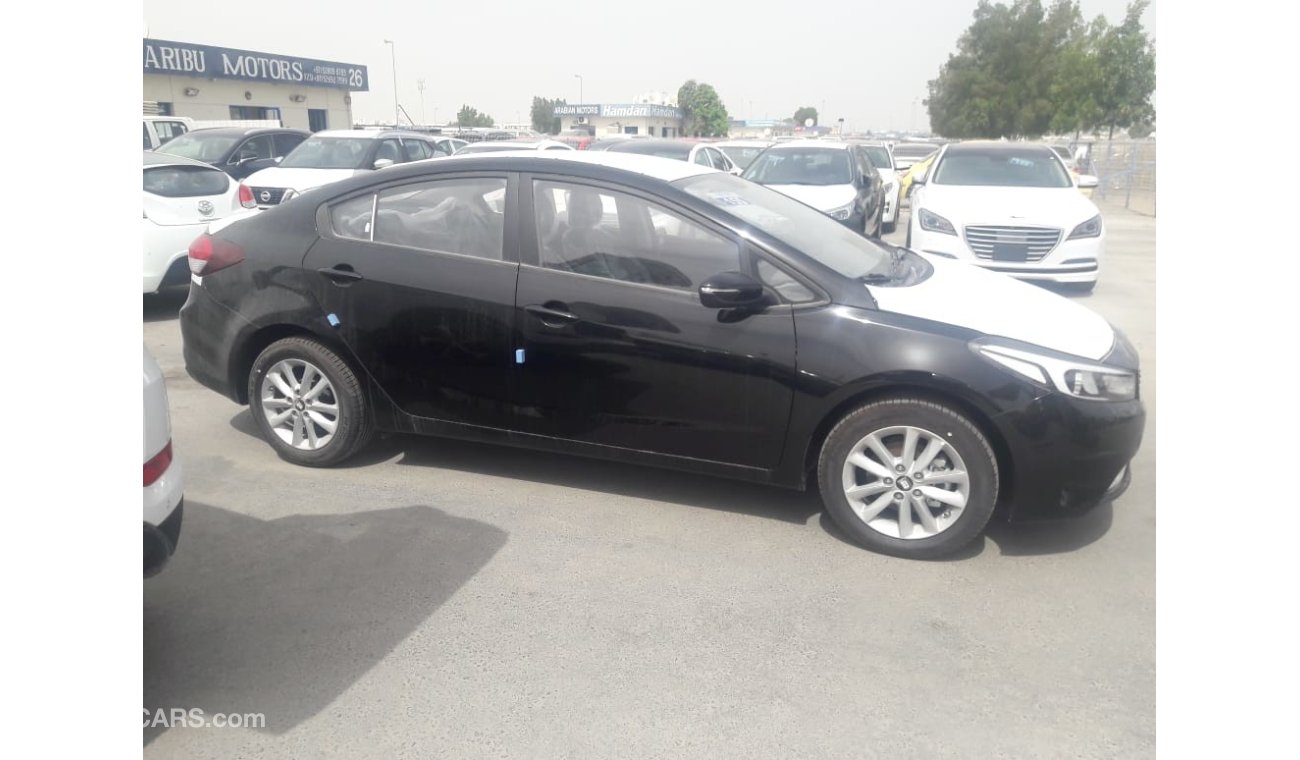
932;149;1073;188
675;172;888;280
156;133;241;162
716;145;767;170
280;137;373;169
893;144;938;159
861;145;892;170
742;149;853;186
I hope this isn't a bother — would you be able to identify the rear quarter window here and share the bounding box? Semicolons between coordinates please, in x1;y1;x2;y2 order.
143;166;230;198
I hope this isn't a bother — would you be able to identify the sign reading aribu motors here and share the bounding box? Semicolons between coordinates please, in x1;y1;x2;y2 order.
143;38;369;91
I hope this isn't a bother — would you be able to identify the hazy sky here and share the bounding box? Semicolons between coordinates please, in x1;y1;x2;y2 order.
142;1;1155;131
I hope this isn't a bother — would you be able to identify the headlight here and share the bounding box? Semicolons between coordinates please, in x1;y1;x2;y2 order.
918;208;956;236
827;202;854;221
280;189;298;202
971;338;1137;401
1067;214;1102;239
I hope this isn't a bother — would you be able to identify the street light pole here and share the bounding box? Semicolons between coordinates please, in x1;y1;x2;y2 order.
416;78;426;125
574;74;583;105
384;39;398;126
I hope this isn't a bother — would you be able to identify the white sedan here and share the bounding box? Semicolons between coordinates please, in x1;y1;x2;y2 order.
908;141;1104;292
143;152;248;293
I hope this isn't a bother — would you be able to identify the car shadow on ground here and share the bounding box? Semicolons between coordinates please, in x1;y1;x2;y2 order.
144;287;189;323
227;411;1112;557
143;501;508;746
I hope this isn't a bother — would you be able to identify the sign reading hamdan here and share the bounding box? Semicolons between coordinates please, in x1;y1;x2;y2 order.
143;38;369;91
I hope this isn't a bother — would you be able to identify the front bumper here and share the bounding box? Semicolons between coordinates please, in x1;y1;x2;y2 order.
995;393;1145;521
911;224;1104;284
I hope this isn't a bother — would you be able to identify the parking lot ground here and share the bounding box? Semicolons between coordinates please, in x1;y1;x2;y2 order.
144;200;1154;758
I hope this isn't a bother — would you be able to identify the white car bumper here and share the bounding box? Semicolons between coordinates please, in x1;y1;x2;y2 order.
143;219;206;293
909;224;1104;284
144;455;183;576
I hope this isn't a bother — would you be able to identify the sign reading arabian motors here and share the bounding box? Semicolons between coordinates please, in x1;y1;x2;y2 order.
143;38;369;91
553;104;684;119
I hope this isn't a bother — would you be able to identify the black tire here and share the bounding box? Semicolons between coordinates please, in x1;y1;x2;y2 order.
883;218;897;235
817;397;999;559
905;221;912;248
247;337;374;467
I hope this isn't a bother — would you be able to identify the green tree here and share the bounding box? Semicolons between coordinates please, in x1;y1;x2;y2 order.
793;106;819;126
456;105;495;128
1093;1;1156;138
530;96;566;134
676;80;730;137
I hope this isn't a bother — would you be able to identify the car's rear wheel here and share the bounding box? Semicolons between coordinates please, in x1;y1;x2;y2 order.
817;397;999;559
248;337;374;467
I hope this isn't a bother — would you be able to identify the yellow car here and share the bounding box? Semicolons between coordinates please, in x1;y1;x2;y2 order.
898;153;936;202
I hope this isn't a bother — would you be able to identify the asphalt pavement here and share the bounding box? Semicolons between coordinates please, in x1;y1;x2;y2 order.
143;201;1155;758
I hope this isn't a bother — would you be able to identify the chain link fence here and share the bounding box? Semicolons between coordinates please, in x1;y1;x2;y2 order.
1075;139;1156;216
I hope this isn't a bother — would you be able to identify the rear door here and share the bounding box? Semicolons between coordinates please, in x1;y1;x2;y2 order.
302;172;520;428
511;176;797;469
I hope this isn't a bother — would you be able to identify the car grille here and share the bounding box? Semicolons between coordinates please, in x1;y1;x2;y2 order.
963;225;1062;262
250;187;286;206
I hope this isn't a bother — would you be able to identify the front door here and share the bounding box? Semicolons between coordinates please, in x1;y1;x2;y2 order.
511;177;797;469
302;173;519;428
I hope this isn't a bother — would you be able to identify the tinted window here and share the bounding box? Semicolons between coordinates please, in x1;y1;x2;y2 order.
756;258;815;303
235;135;275;162
156;132;241;163
373;178;507;260
273;133;306;157
374;139;404;165
743;149;853;186
860;145;892;170
402;140;433;161
717;145;767;170
143;165;230;198
932;149;1073;188
143;124;152;150
281;137;373;169
533;180;740;291
331;194;375;241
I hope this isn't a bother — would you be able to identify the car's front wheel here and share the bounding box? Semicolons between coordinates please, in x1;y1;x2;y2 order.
817;397;999;559
248;337;374;467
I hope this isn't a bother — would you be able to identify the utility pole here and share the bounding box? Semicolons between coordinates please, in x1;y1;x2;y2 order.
574;74;584;105
416;78;426;125
384;40;398;126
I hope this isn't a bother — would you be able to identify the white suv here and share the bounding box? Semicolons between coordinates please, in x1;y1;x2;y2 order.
908;141;1104;292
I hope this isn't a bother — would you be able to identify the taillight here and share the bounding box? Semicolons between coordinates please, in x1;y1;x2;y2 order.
578;138;590;150
144;440;173;487
238;183;256;209
188;234;246;276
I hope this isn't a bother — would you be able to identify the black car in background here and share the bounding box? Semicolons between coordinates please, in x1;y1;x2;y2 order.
155;127;311;180
741;141;888;237
179;152;1143;560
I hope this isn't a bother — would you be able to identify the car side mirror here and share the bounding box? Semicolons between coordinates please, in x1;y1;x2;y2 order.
1077;174;1099;189
274;156;283;164
912;173;927;186
373;158;396;169
698;271;767;309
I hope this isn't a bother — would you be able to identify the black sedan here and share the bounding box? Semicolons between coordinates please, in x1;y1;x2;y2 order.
741;141;888;238
154;127;310;180
179;152;1144;559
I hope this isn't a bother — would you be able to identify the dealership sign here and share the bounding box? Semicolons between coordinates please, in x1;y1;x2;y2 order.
143;38;369;91
553;104;684;119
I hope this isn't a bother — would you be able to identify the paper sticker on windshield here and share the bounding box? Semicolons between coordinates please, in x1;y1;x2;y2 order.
1009;157;1035;167
709;193;749;207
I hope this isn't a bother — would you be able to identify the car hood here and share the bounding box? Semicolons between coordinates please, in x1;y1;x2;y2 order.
916;184;1097;227
870;255;1115;360
763;184;858;212
242;166;365;191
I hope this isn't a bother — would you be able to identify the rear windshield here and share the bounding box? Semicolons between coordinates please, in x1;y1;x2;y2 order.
280;137;373;169
716;145;767;170
143;165;230;198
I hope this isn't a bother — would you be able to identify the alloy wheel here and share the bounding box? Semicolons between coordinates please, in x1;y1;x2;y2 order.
841;425;970;539
259;359;340;450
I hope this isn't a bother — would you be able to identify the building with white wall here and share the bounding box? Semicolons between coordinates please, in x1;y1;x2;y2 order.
143;38;369;132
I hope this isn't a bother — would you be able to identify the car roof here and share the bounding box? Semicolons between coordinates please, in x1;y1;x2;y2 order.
942;141;1054;156
714;140;773;147
180;127;309;138
430;150;715;182
604;139;694;157
311;129;431;140
764;140;855;151
142;151;219;169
